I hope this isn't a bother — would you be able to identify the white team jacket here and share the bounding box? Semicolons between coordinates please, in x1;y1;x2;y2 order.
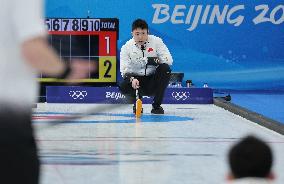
120;35;173;78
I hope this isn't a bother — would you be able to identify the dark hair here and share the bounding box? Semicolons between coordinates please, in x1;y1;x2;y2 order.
132;19;148;31
228;135;273;179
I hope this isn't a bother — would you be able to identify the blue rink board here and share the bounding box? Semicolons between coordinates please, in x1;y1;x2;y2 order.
231;93;284;124
46;86;213;104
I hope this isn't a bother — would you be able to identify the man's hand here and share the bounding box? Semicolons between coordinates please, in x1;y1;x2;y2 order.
147;57;159;66
65;59;97;80
131;78;140;89
22;37;97;80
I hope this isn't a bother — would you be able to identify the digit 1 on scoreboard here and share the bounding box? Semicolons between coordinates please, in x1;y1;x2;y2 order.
99;32;116;56
105;36;110;54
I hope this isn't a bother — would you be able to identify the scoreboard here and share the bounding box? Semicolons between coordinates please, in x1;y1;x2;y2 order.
39;18;119;83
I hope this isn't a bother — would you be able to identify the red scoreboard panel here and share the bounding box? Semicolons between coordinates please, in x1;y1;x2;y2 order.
40;18;119;83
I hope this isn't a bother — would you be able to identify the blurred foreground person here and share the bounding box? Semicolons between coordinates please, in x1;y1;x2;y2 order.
0;0;93;183
226;135;275;184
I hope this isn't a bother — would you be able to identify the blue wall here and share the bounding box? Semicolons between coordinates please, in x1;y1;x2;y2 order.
45;0;284;90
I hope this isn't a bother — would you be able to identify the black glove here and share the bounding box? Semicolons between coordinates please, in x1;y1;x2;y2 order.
147;57;159;66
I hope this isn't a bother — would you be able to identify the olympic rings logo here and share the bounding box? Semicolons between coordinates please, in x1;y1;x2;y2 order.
171;91;190;101
69;90;88;100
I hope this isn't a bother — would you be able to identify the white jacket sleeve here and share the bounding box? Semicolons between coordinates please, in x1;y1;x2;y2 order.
120;44;131;78
156;37;173;66
12;0;46;43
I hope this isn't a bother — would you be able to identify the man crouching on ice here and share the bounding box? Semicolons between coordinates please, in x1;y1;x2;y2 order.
119;18;173;114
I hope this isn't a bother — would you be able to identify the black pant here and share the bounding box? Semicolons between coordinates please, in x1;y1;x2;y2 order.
119;63;171;107
0;107;39;184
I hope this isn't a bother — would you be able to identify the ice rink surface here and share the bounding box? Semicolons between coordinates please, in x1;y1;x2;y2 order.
33;103;284;184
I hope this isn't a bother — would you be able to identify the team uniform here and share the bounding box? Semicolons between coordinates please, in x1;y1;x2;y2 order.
0;0;46;183
119;35;173;113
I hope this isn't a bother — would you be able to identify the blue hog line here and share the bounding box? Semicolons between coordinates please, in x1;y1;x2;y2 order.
33;112;193;124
